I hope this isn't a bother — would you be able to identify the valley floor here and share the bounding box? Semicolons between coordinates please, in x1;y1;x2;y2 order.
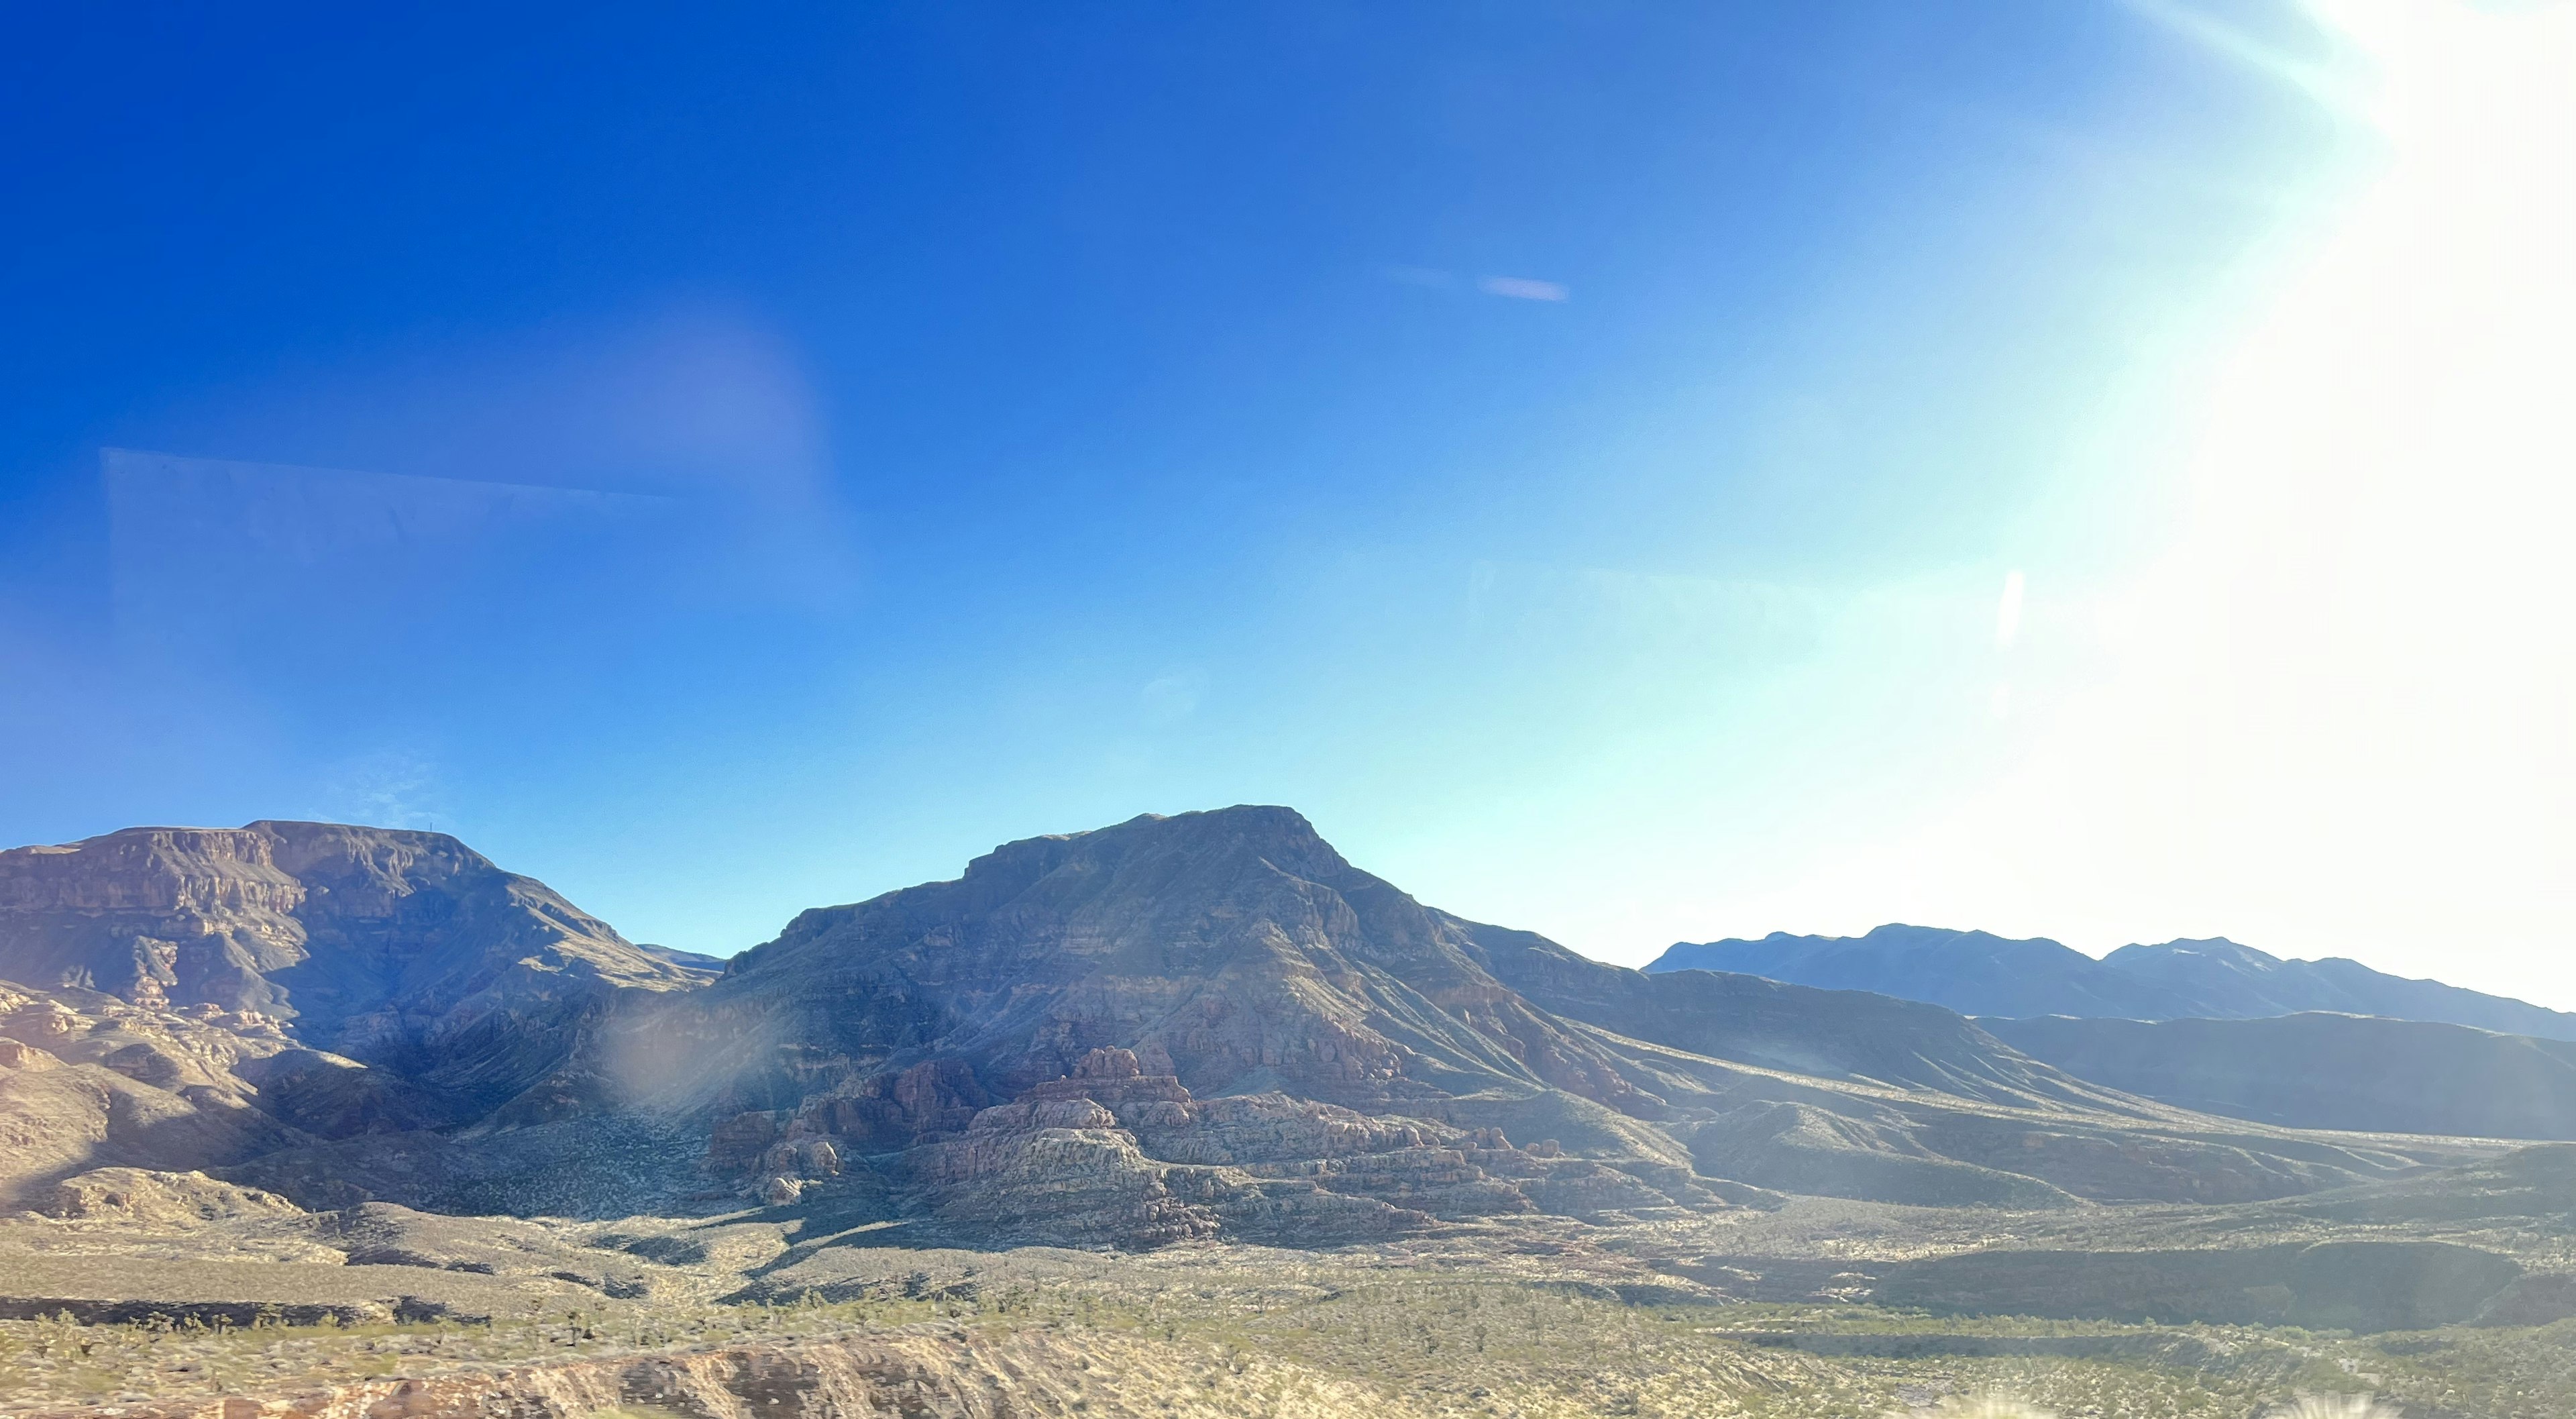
7;1195;2575;1419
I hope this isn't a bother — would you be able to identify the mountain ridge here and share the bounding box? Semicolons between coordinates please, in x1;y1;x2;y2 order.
0;808;2486;1242
552;807;2446;1229
1649;923;2576;1039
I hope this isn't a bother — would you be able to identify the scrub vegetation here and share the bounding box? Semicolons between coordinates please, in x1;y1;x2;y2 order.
4;1251;2571;1419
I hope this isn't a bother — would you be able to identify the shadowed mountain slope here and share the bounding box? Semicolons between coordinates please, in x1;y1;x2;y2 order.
1984;1013;2576;1141
1651;925;2576;1040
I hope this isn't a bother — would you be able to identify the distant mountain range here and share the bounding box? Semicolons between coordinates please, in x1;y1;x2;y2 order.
1984;1014;2576;1141
1649;924;2576;1041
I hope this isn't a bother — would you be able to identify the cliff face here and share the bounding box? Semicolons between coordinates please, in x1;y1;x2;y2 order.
0;822;703;1123
0;827;310;1013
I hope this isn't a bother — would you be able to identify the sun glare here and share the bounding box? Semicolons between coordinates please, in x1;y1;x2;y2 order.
1765;0;2576;998
2069;0;2575;988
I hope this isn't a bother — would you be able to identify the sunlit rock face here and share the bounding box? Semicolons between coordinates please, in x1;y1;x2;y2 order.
0;979;310;1198
0;972;513;1203
0;826;311;1013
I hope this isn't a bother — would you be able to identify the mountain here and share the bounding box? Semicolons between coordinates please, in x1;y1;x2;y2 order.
2101;938;2576;1038
1644;925;2198;1020
1983;1013;2576;1141
1650;925;2576;1040
1;809;2467;1242
541;807;2445;1239
0;822;706;1132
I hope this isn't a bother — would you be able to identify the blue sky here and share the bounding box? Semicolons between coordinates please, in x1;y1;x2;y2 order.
6;3;2567;1000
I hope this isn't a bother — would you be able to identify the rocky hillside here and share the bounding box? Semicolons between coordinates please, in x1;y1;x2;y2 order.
1652;925;2576;1039
0;981;315;1198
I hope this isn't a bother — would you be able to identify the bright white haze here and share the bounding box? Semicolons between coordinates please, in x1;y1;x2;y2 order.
1641;0;2576;1002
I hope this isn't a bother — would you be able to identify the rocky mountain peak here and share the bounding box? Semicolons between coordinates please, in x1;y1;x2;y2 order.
956;806;1347;890
648;803;1621;1125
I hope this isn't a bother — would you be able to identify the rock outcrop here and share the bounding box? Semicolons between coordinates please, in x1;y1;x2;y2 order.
29;1166;305;1225
0;979;323;1200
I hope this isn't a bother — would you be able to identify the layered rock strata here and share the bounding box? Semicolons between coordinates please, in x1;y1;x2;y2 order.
717;1047;1725;1246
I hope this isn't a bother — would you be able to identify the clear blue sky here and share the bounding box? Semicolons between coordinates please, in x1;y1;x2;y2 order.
7;3;2565;1000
